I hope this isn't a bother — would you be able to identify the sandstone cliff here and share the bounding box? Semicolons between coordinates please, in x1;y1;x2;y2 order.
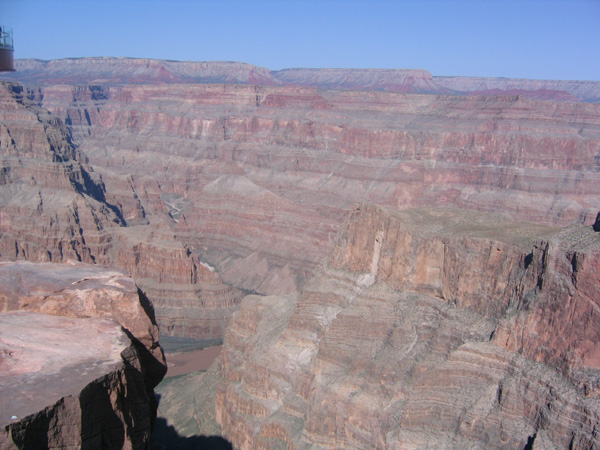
32;80;600;300
2;60;599;340
0;261;167;449
213;205;600;449
0;81;244;339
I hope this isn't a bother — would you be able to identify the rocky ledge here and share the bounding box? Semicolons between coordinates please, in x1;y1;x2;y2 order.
0;261;167;449
212;204;600;449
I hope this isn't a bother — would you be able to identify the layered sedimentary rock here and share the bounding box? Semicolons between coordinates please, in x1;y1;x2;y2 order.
0;261;167;449
273;67;448;94
0;82;122;263
2;60;599;338
213;204;600;449
3;58;600;102
434;75;600;103
0;81;243;339
30;79;600;298
2;58;284;87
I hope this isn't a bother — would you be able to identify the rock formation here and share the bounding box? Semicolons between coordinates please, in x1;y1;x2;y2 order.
0;261;167;449
1;59;599;340
32;78;600;297
0;81;244;339
0;57;599;448
3;58;600;102
434;75;600;103
212;204;600;449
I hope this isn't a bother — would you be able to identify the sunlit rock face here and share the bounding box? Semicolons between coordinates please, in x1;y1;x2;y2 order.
32;77;600;298
1;59;599;340
4;58;600;102
0;261;167;449
0;81;243;339
214;205;600;450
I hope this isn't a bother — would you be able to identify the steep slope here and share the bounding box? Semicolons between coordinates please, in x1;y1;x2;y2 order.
2;60;599;340
0;82;123;262
0;81;243;339
213;204;600;449
31;81;600;300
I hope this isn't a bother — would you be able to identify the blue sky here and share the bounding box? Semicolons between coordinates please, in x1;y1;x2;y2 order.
2;0;599;81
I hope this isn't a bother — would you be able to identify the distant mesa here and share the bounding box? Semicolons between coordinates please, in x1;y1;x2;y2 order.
1;57;599;102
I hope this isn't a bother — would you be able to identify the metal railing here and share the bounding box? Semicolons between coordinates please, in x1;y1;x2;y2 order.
0;26;14;50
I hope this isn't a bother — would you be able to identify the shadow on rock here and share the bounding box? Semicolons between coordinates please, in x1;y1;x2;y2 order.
150;417;232;450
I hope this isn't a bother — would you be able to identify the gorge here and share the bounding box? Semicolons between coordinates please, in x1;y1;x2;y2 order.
0;58;599;448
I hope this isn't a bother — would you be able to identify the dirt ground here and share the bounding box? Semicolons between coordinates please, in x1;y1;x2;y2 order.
164;346;222;377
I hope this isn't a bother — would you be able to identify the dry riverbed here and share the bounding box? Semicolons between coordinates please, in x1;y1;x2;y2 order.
164;346;222;377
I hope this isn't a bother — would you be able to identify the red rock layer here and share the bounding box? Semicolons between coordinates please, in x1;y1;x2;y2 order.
214;205;600;449
32;82;600;301
0;81;244;339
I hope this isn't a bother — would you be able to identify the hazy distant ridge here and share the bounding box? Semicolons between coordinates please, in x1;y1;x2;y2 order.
3;57;599;102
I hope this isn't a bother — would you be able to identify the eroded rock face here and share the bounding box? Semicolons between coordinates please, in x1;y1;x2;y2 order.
214;205;600;449
33;80;600;299
2;60;600;339
0;261;167;449
0;81;244;339
3;58;600;102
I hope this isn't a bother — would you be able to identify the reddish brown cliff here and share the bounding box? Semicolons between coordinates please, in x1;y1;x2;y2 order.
0;81;243;339
2;60;600;339
213;204;600;449
0;261;167;449
31;80;600;300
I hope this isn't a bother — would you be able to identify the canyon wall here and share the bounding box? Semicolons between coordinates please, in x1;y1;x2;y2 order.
34;80;600;298
0;81;243;339
0;261;167;449
434;75;600;103
1;59;599;340
213;204;600;449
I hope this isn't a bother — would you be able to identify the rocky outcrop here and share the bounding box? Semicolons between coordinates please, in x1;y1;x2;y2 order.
213;204;600;449
0;81;244;339
0;261;167;449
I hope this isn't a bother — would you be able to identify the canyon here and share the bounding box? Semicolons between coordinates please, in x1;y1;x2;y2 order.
212;204;600;449
0;261;167;449
1;59;599;342
0;80;244;340
0;58;599;448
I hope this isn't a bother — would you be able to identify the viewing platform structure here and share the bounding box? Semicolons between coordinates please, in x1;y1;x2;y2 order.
0;26;14;72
